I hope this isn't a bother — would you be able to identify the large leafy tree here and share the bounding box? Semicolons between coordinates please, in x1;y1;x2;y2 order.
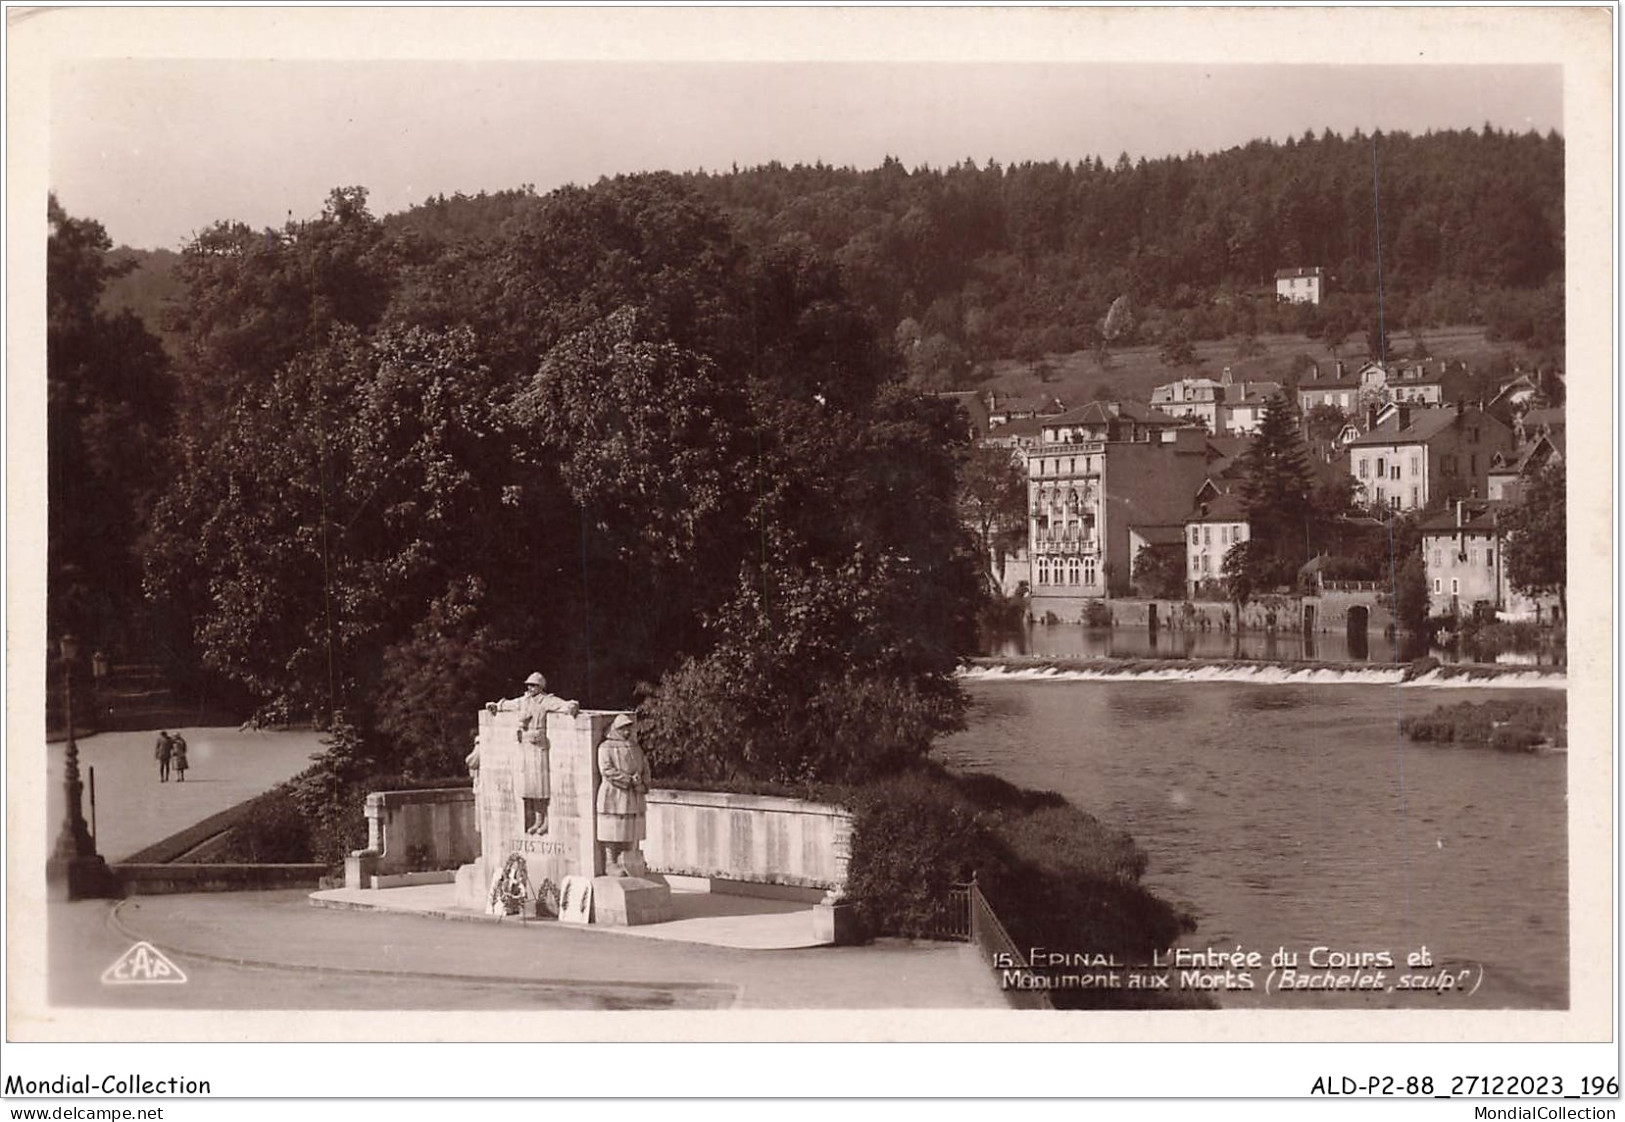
1500;459;1566;614
147;174;986;785
958;442;1029;593
48;195;173;651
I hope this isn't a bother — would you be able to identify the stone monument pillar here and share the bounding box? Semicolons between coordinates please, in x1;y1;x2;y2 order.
453;707;672;925
454;708;609;914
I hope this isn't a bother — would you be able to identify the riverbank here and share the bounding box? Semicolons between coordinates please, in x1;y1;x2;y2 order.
960;655;1567;689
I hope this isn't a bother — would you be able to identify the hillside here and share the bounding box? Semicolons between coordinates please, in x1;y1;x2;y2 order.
96;126;1564;386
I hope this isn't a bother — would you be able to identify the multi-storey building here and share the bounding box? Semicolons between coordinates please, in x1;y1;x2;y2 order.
1345;402;1511;513
1296;360;1363;414
1027;404;1211;609
1184;493;1249;597
1151;371;1282;435
1419;499;1558;621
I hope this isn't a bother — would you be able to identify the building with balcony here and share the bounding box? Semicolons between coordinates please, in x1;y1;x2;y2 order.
1027;411;1211;609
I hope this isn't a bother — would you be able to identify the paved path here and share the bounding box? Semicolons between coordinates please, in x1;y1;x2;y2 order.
46;728;325;861
41;890;1007;1013
311;882;834;949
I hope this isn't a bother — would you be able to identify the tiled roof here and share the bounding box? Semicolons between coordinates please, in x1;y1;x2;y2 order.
1188;493;1247;522
1231;381;1284;403
1418;500;1508;534
1045;400;1186;428
986;415;1048;440
1275;266;1324;279
1346;407;1481;448
1297;369;1364;390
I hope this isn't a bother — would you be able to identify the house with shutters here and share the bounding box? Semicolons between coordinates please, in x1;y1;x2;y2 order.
1184;492;1249;597
1345;402;1512;513
1420;499;1560;622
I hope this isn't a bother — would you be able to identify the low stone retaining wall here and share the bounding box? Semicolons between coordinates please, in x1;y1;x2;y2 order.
345;787;477;890
1031;594;1394;633
115;863;327;895
643;788;851;896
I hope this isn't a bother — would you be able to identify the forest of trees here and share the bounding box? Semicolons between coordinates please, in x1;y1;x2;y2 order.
52;124;1567;779
108;126;1566;388
681;126;1563;370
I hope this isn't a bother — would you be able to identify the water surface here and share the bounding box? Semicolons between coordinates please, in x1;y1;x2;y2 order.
936;679;1567;1008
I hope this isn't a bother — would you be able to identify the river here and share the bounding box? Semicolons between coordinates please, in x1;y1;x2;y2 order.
935;673;1567;1009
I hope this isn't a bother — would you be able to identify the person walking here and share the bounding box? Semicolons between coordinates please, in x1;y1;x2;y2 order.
154;731;173;783
171;733;189;782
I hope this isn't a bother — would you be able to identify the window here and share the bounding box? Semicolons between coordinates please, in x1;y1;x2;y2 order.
1451;578;1459;595
1486;549;1494;567
1191;527;1201;546
1433;550;1441;568
1411;455;1420;476
1411;486;1419;507
1067;557;1081;586
1470;453;1478;476
1037;558;1050;585
1200;554;1210;574
1433;579;1441;593
1391;465;1400;481
1390;495;1401;510
1359;459;1369;479
1083;557;1098;587
1376;457;1386;477
1069;458;1076;474
1203;526;1211;546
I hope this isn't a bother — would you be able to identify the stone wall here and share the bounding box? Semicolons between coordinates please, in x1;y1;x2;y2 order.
345;788;478;889
643;789;852;895
1031;594;1393;633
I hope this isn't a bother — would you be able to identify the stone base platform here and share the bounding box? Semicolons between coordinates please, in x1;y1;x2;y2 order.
309;881;832;950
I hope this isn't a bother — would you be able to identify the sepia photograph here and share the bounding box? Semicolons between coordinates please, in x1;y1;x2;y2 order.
5;3;1616;1105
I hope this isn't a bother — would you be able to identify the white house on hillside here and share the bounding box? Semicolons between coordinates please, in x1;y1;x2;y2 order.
1275;266;1325;305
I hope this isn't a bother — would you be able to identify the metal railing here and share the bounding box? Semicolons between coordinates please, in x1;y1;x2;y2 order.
960;878;1055;1010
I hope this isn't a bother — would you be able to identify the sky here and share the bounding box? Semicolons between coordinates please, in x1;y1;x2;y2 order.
45;50;1565;251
